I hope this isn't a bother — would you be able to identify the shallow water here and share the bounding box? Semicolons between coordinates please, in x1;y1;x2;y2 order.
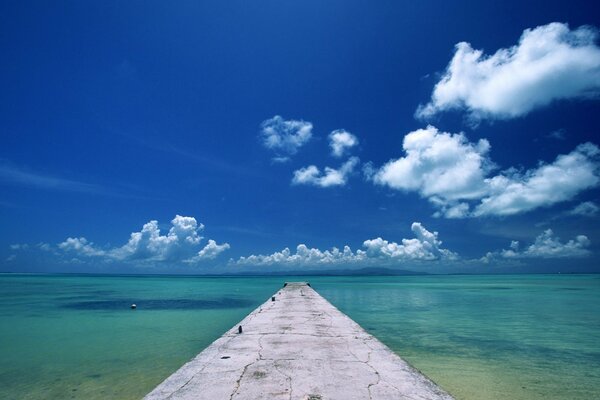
0;274;598;399
314;275;600;400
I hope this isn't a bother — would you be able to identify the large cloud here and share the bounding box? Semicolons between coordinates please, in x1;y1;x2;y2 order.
53;215;229;265
417;22;600;122
329;129;359;158
371;126;600;218
234;222;456;267
484;229;591;261
293;157;360;188
260;115;313;160
373;126;491;201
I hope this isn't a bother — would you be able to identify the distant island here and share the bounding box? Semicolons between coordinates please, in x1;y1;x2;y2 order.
224;267;428;277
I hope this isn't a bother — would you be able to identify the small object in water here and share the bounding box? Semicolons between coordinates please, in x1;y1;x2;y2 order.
307;282;311;287
221;356;231;359
238;325;243;334
271;296;275;302
283;282;288;287
130;304;137;310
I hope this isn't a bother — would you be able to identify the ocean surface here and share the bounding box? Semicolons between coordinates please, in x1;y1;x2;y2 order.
0;274;598;400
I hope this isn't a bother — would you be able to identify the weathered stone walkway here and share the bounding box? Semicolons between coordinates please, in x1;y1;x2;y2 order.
144;282;455;400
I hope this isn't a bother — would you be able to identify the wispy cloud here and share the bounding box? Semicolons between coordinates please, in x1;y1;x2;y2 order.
546;129;567;141
0;161;108;195
417;22;600;123
211;225;276;238
567;201;600;217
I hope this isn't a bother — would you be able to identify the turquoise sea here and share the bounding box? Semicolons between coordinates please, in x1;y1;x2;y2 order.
0;274;599;400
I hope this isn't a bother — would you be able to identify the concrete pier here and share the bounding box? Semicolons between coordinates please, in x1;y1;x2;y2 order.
144;282;455;400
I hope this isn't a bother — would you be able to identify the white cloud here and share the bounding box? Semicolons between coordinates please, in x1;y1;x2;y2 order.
271;156;291;163
234;222;456;267
292;157;360;187
260;115;313;157
59;237;106;257
196;240;231;260
487;229;591;260
15;215;230;266
235;244;364;267
363;223;457;260
374;126;491;201
474;143;600;216
417;22;600;122
111;215;204;261
329;129;359;157
567;201;599;217
371;126;600;218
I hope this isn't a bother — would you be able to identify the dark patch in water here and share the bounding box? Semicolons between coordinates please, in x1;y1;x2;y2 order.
560;287;583;291
487;286;512;290
63;297;254;310
59;295;104;301
86;374;102;379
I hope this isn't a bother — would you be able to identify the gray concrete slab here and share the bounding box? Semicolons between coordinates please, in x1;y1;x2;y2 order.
144;282;455;400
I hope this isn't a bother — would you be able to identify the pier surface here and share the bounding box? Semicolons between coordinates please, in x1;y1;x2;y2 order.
144;282;455;400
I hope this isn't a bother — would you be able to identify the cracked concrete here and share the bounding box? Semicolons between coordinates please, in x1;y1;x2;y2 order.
144;282;455;400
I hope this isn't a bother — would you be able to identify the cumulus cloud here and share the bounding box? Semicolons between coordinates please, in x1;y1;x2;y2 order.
371;126;600;218
15;215;230;266
417;22;600;122
109;215;205;261
292;157;359;187
485;229;591;260
234;222;456;267
260;115;313;157
329;129;359;157
236;244;363;267
195;240;231;260
363;223;457;260
373;126;492;201
474;143;600;216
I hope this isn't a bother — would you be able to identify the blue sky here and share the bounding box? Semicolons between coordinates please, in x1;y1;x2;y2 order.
1;0;600;274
